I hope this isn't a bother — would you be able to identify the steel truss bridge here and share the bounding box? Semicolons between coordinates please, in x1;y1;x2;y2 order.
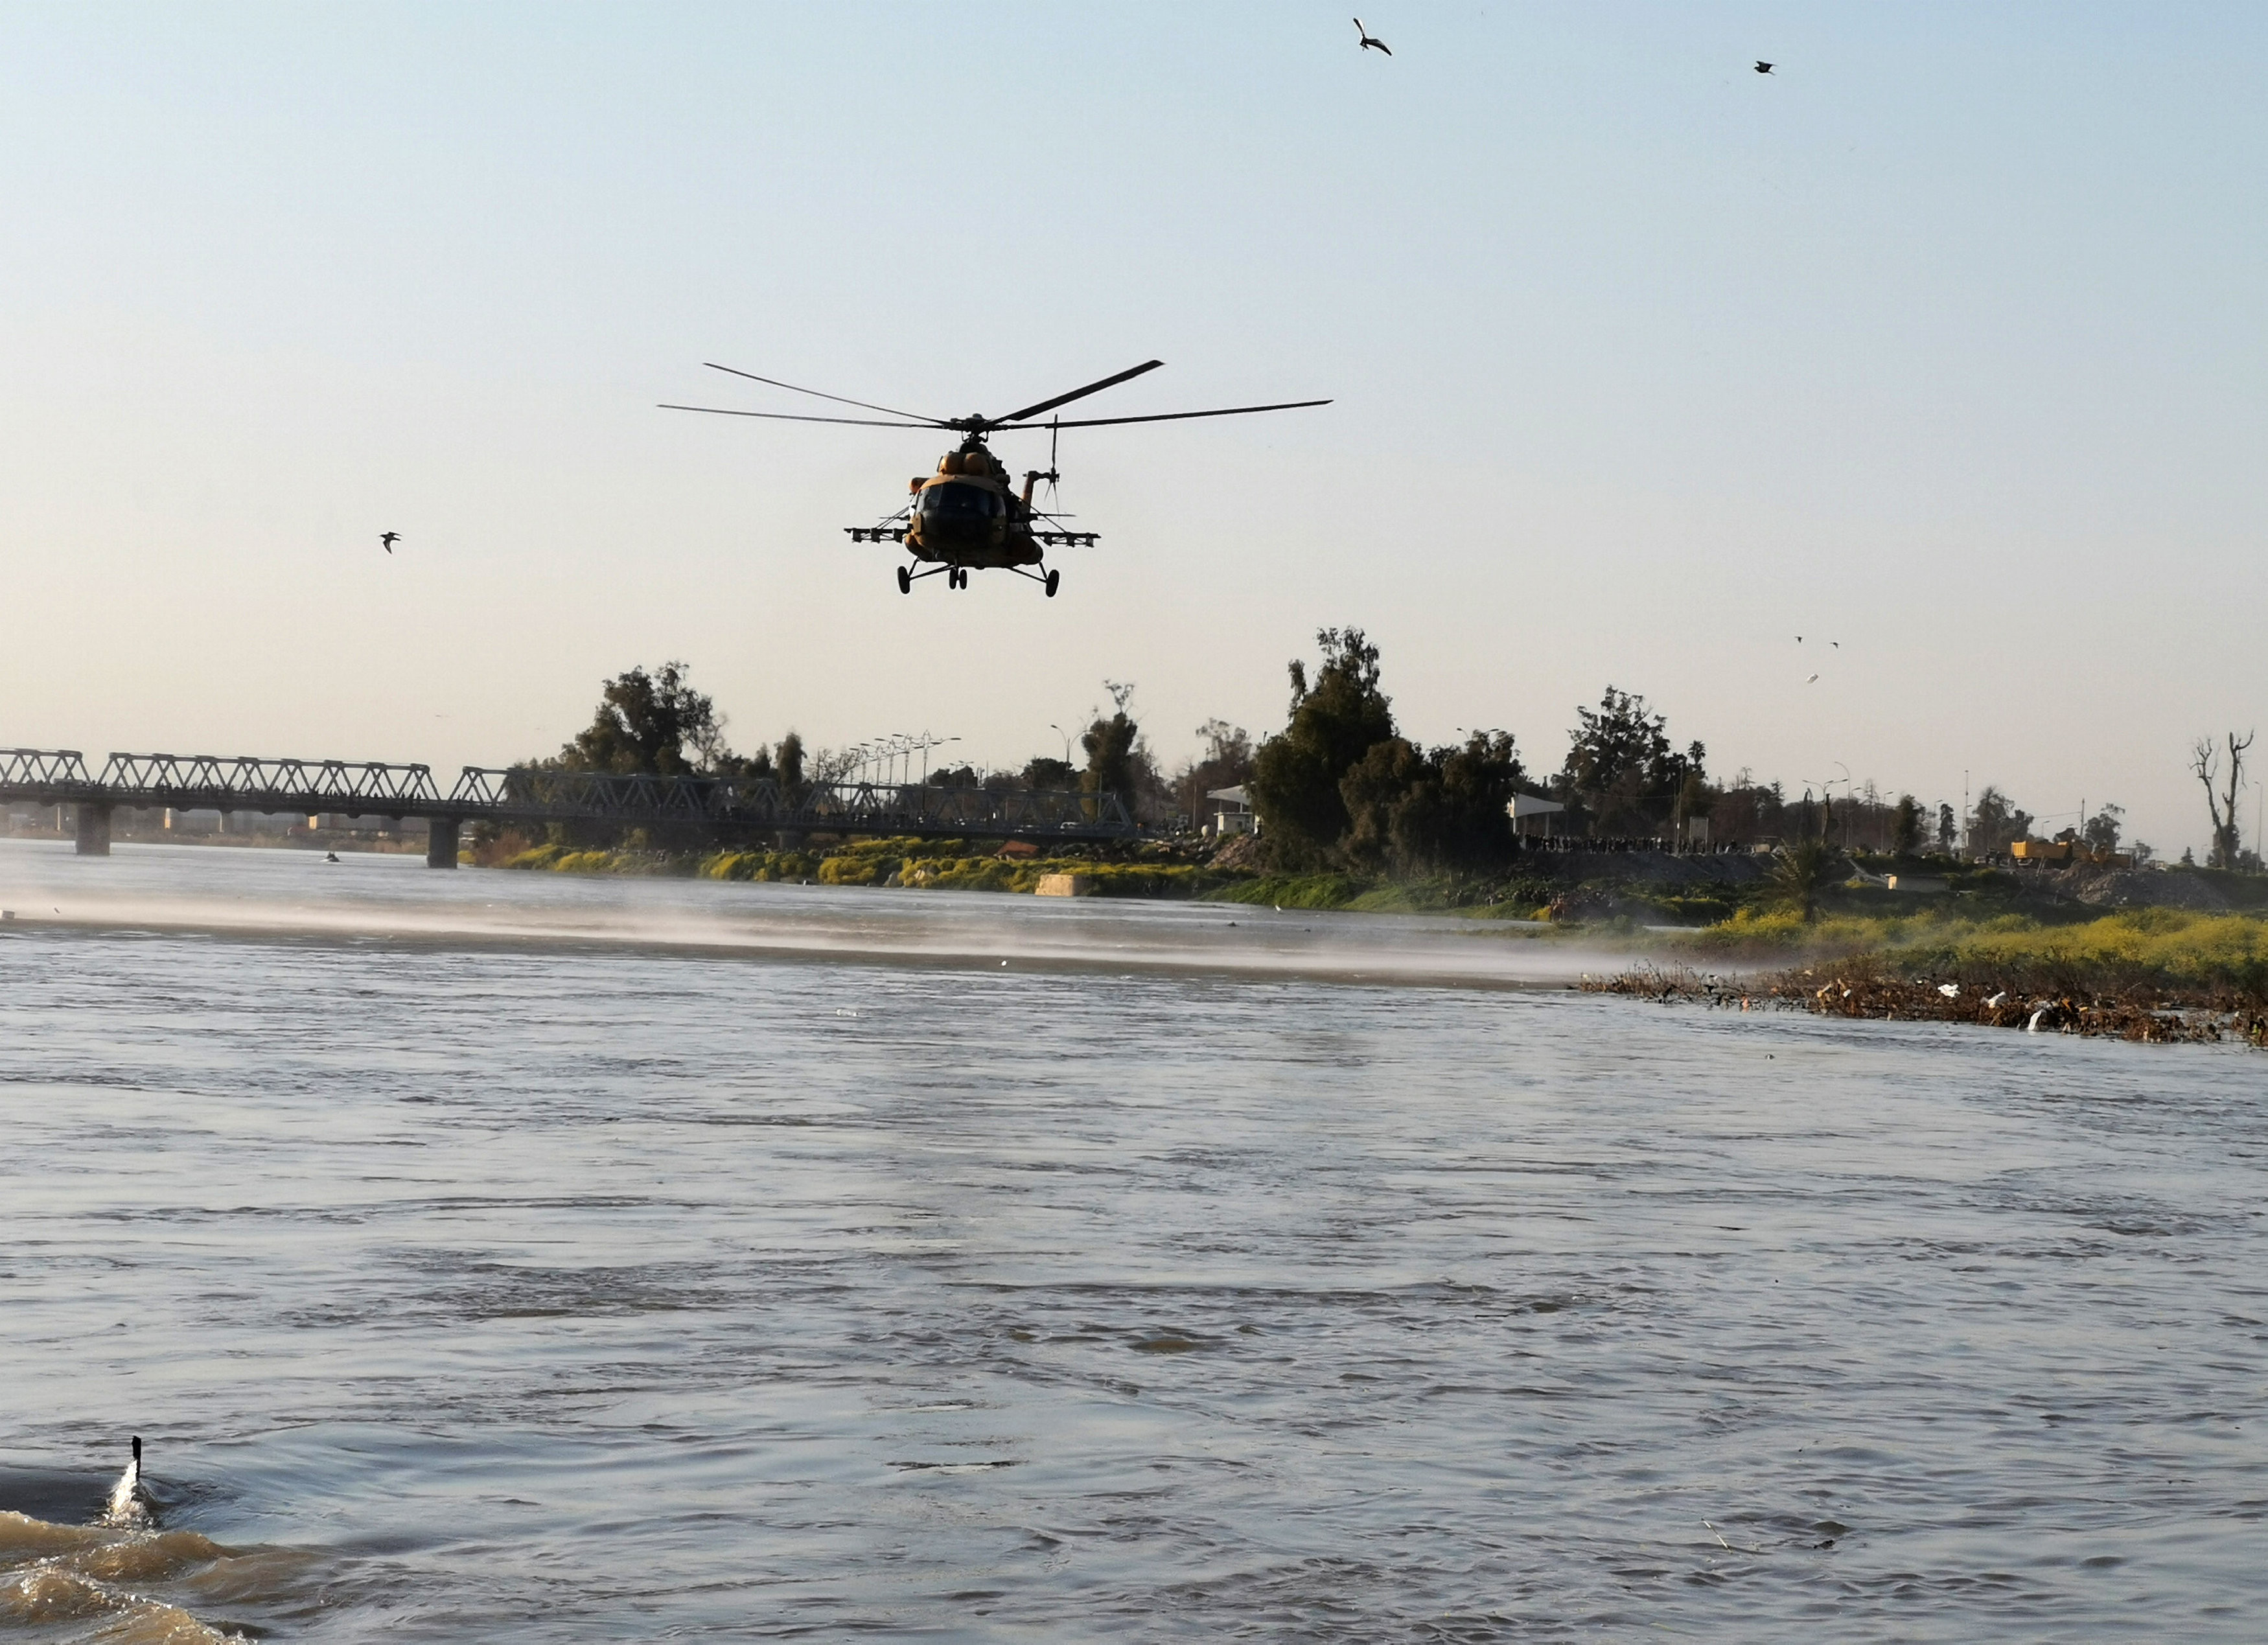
0;749;1137;866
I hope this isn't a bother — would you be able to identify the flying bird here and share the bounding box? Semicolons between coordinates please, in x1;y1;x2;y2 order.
1354;17;1391;54
1755;61;1774;74
1806;673;1820;684
380;532;400;554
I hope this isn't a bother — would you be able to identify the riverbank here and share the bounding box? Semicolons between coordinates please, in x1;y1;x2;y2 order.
500;836;1250;899
495;841;1571;912
1583;908;2268;1046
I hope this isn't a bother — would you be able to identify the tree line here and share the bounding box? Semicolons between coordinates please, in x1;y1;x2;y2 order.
533;650;2257;873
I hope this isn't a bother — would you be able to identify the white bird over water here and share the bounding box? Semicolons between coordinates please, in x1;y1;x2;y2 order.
104;1435;156;1527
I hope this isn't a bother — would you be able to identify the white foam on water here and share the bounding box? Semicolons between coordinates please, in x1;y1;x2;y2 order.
0;838;1626;988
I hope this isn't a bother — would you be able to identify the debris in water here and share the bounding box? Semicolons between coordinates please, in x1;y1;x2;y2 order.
1584;965;2262;1045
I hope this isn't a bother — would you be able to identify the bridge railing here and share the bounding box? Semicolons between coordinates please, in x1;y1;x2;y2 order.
447;767;741;822
452;769;1135;835
3;748;1140;840
0;749;95;791
95;755;443;812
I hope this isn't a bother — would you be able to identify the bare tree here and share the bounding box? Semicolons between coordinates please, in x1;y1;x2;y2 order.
2192;731;2254;869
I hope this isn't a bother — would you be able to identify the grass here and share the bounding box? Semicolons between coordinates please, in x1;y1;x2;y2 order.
1202;871;1557;915
1683;904;2268;999
509;835;1245;899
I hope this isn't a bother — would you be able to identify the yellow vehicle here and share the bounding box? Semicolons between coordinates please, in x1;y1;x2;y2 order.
664;360;1328;597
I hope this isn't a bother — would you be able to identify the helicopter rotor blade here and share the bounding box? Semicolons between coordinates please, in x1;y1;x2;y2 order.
995;397;1332;431
995;360;1164;426
703;363;945;424
658;404;939;428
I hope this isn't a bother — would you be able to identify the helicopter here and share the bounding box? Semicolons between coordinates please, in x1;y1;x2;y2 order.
661;360;1329;596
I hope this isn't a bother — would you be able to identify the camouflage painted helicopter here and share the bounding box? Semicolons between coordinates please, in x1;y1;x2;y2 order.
662;360;1328;597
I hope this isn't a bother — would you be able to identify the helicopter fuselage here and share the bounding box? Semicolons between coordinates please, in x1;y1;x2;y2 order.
904;444;1043;568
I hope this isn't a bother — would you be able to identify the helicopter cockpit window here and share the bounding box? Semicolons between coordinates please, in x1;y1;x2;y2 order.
921;483;1000;518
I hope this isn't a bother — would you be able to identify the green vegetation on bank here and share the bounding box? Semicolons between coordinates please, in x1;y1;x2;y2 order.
1685;906;2268;995
505;836;1244;900
1201;872;1556;915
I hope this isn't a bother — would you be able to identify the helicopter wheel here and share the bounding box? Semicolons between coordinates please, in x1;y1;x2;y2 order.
1044;569;1060;599
896;566;912;594
952;567;968;590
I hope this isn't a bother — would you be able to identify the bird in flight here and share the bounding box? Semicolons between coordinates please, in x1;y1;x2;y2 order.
1755;61;1774;74
1354;17;1391;54
380;532;399;554
1806;673;1820;684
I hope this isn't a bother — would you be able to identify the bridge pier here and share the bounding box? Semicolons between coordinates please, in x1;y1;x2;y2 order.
426;815;461;869
75;803;112;856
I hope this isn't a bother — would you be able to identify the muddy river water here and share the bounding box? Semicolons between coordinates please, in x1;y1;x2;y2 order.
0;840;2262;1640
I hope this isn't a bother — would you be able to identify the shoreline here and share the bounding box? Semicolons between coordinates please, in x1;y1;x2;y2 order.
1584;960;2268;1048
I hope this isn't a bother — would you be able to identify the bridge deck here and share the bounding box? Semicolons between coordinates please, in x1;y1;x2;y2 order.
0;749;1138;842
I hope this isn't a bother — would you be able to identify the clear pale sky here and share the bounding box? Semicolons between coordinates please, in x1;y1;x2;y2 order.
3;3;2262;855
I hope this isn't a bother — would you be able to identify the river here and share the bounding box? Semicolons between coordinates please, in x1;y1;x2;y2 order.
0;840;2261;1641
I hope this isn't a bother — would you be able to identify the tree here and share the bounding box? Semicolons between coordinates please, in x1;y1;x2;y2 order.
1175;719;1254;829
558;661;725;776
1557;687;1698;835
1968;785;2033;855
2192;731;2254;870
776;731;805;794
1771;836;1842;922
1082;706;1139;806
1022;756;1077;790
1420;730;1525;871
1337;737;1428;873
1891;794;1923;856
2083;803;2125;854
713;741;774;792
1674;757;1711;846
1936;803;1958;851
1249;628;1398;867
1337;730;1525;877
1707;774;1787;846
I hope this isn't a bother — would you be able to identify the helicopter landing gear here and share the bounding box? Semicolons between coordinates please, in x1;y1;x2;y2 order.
897;566;912;594
948;566;968;590
1045;569;1060;598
